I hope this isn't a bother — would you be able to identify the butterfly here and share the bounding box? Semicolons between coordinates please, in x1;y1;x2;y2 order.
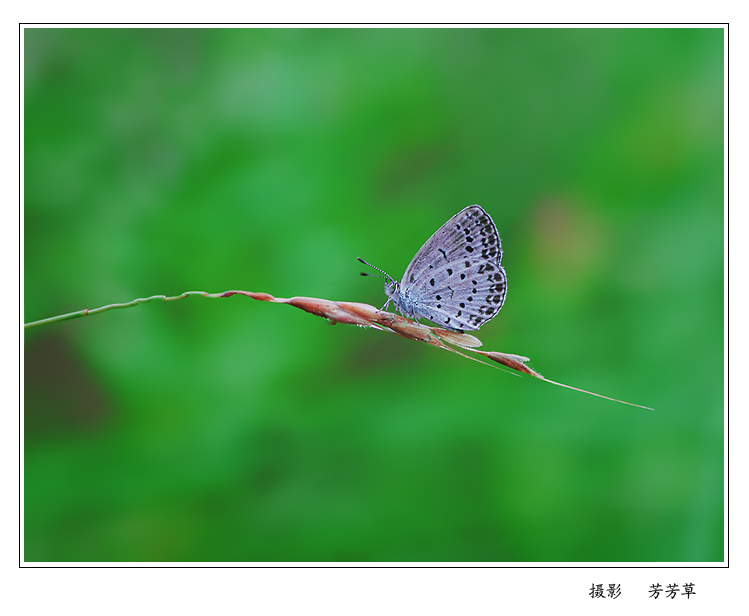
359;205;507;332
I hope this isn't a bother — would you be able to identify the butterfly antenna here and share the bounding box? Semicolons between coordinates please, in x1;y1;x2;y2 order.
357;257;394;282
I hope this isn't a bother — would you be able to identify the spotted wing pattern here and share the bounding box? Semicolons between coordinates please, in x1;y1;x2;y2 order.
398;205;507;331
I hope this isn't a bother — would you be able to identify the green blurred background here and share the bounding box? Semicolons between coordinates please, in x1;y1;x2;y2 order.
24;28;724;562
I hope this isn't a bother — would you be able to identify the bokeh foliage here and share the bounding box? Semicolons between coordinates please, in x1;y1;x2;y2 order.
24;28;723;562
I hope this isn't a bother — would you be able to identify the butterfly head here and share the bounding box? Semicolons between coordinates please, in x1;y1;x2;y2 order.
384;279;400;301
358;257;401;309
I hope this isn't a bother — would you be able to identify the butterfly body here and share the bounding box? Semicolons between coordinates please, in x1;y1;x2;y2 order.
366;205;507;332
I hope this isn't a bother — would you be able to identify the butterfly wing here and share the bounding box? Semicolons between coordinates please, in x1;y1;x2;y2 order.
400;205;507;331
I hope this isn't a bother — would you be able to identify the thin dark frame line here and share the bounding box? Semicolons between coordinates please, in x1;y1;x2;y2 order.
19;21;729;570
